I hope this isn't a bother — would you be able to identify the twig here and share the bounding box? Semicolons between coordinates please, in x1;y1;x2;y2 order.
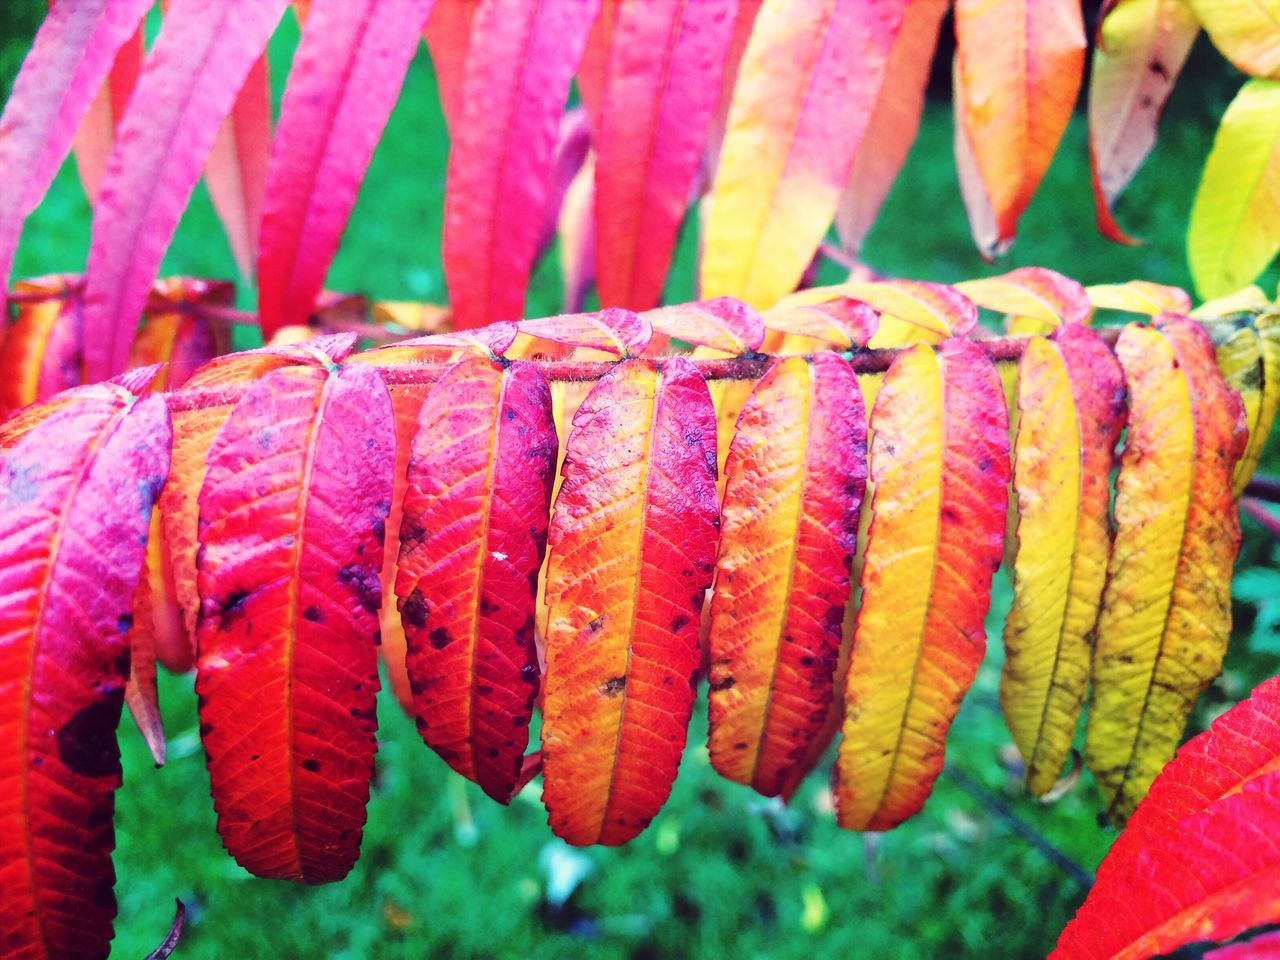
1241;497;1280;537
944;765;1094;891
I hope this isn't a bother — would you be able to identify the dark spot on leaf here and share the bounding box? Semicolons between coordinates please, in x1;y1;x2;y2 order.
199;721;214;737
587;615;605;634
670;615;690;633
303;605;325;623
429;626;452;649
733;741;749;751
116;613;133;634
601;675;627;697
302;759;322;773
57;699;123;778
977;458;993;473
710;675;735;692
513;715;529;727
218;589;251;629
337;564;382;613
400;589;429;628
504;406;517;420
476;684;493;696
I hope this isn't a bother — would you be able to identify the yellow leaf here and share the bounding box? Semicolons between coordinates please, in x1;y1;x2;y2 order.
1186;0;1280;77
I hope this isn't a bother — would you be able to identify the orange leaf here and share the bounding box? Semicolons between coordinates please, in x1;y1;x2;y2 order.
708;354;866;797
541;357;719;845
396;359;556;802
836;339;1009;830
196;363;395;883
953;0;1086;256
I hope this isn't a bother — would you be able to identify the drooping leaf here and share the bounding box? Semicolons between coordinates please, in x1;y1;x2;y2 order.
195;362;394;883
1088;0;1199;243
541;356;718;845
0;0;152;297
442;0;600;328
580;0;736;311
701;0;908;308
954;267;1092;333
642;298;766;355
953;0;1086;256
0;276;84;418
1053;676;1280;960
1001;325;1125;796
1086;319;1248;823
80;0;289;380
1086;280;1193;315
1202;314;1280;495
204;52;272;281
515;309;652;357
836;339;1009;831
257;0;437;340
423;0;479;131
0;386;170;960
127;277;233;391
707;354;866;798
833;0;947;257
71;20;144;207
124;511;177;767
760;296;879;350
1186;0;1280;77
1188;79;1280;300
396;358;557;803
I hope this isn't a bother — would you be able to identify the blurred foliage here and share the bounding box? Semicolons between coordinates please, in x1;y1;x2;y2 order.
2;10;1278;959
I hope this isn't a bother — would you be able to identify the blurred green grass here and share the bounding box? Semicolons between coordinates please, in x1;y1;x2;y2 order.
4;10;1280;959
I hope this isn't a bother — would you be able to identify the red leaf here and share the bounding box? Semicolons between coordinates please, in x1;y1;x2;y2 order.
81;0;290;380
195;363;395;883
395;359;557;802
423;0;479;131
541;356;719;845
642;297;766;355
204;52;272;280
0;0;151;297
442;0;600;328
516;308;652;357
1053;677;1280;960
72;21;145;208
257;0;437;340
580;0;737;310
0;389;171;960
708;354;867;797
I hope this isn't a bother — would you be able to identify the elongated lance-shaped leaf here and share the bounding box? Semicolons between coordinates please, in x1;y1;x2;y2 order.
778;279;978;348
761;296;879;350
834;0;947;257
204;52;271;281
128;277;233;392
1086;319;1247;824
423;0;479;132
257;0;437;340
702;0;908;308
954;267;1092;334
541;356;719;846
836;339;1009;831
1053;677;1280;960
707;354;866;797
1000;325;1125;797
0;277;84;418
515;309;652;357
81;0;289;380
1086;280;1192;316
157;341;354;674
443;0;599;328
123;510;179;768
953;0;1086;256
396;359;557;802
642;298;766;355
1189;79;1280;300
580;0;736;311
0;386;170;960
71;20;144;208
1186;0;1280;77
196;362;394;883
1202;314;1280;495
0;0;151;299
1089;0;1199;244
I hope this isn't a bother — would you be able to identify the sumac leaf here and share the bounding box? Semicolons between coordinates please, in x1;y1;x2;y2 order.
0;276;84;418
1001;326;1125;796
516;308;652;357
954;267;1092;333
0;387;171;960
71;20;144;208
257;0;437;339
642;298;766;355
707;354;866;797
1086;280;1193;316
395;358;557;802
541;356;718;845
195;362;393;883
1186;0;1280;77
836;339;1009;830
1085;319;1248;823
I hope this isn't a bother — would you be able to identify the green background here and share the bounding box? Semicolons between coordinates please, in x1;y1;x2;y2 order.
3;4;1279;958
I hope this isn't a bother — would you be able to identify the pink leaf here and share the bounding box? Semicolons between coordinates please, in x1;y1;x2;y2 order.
257;0;437;340
81;0;290;381
442;0;600;328
516;308;652;357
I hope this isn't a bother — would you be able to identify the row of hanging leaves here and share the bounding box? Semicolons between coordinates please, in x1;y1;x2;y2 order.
1;269;1279;958
4;0;1280;386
